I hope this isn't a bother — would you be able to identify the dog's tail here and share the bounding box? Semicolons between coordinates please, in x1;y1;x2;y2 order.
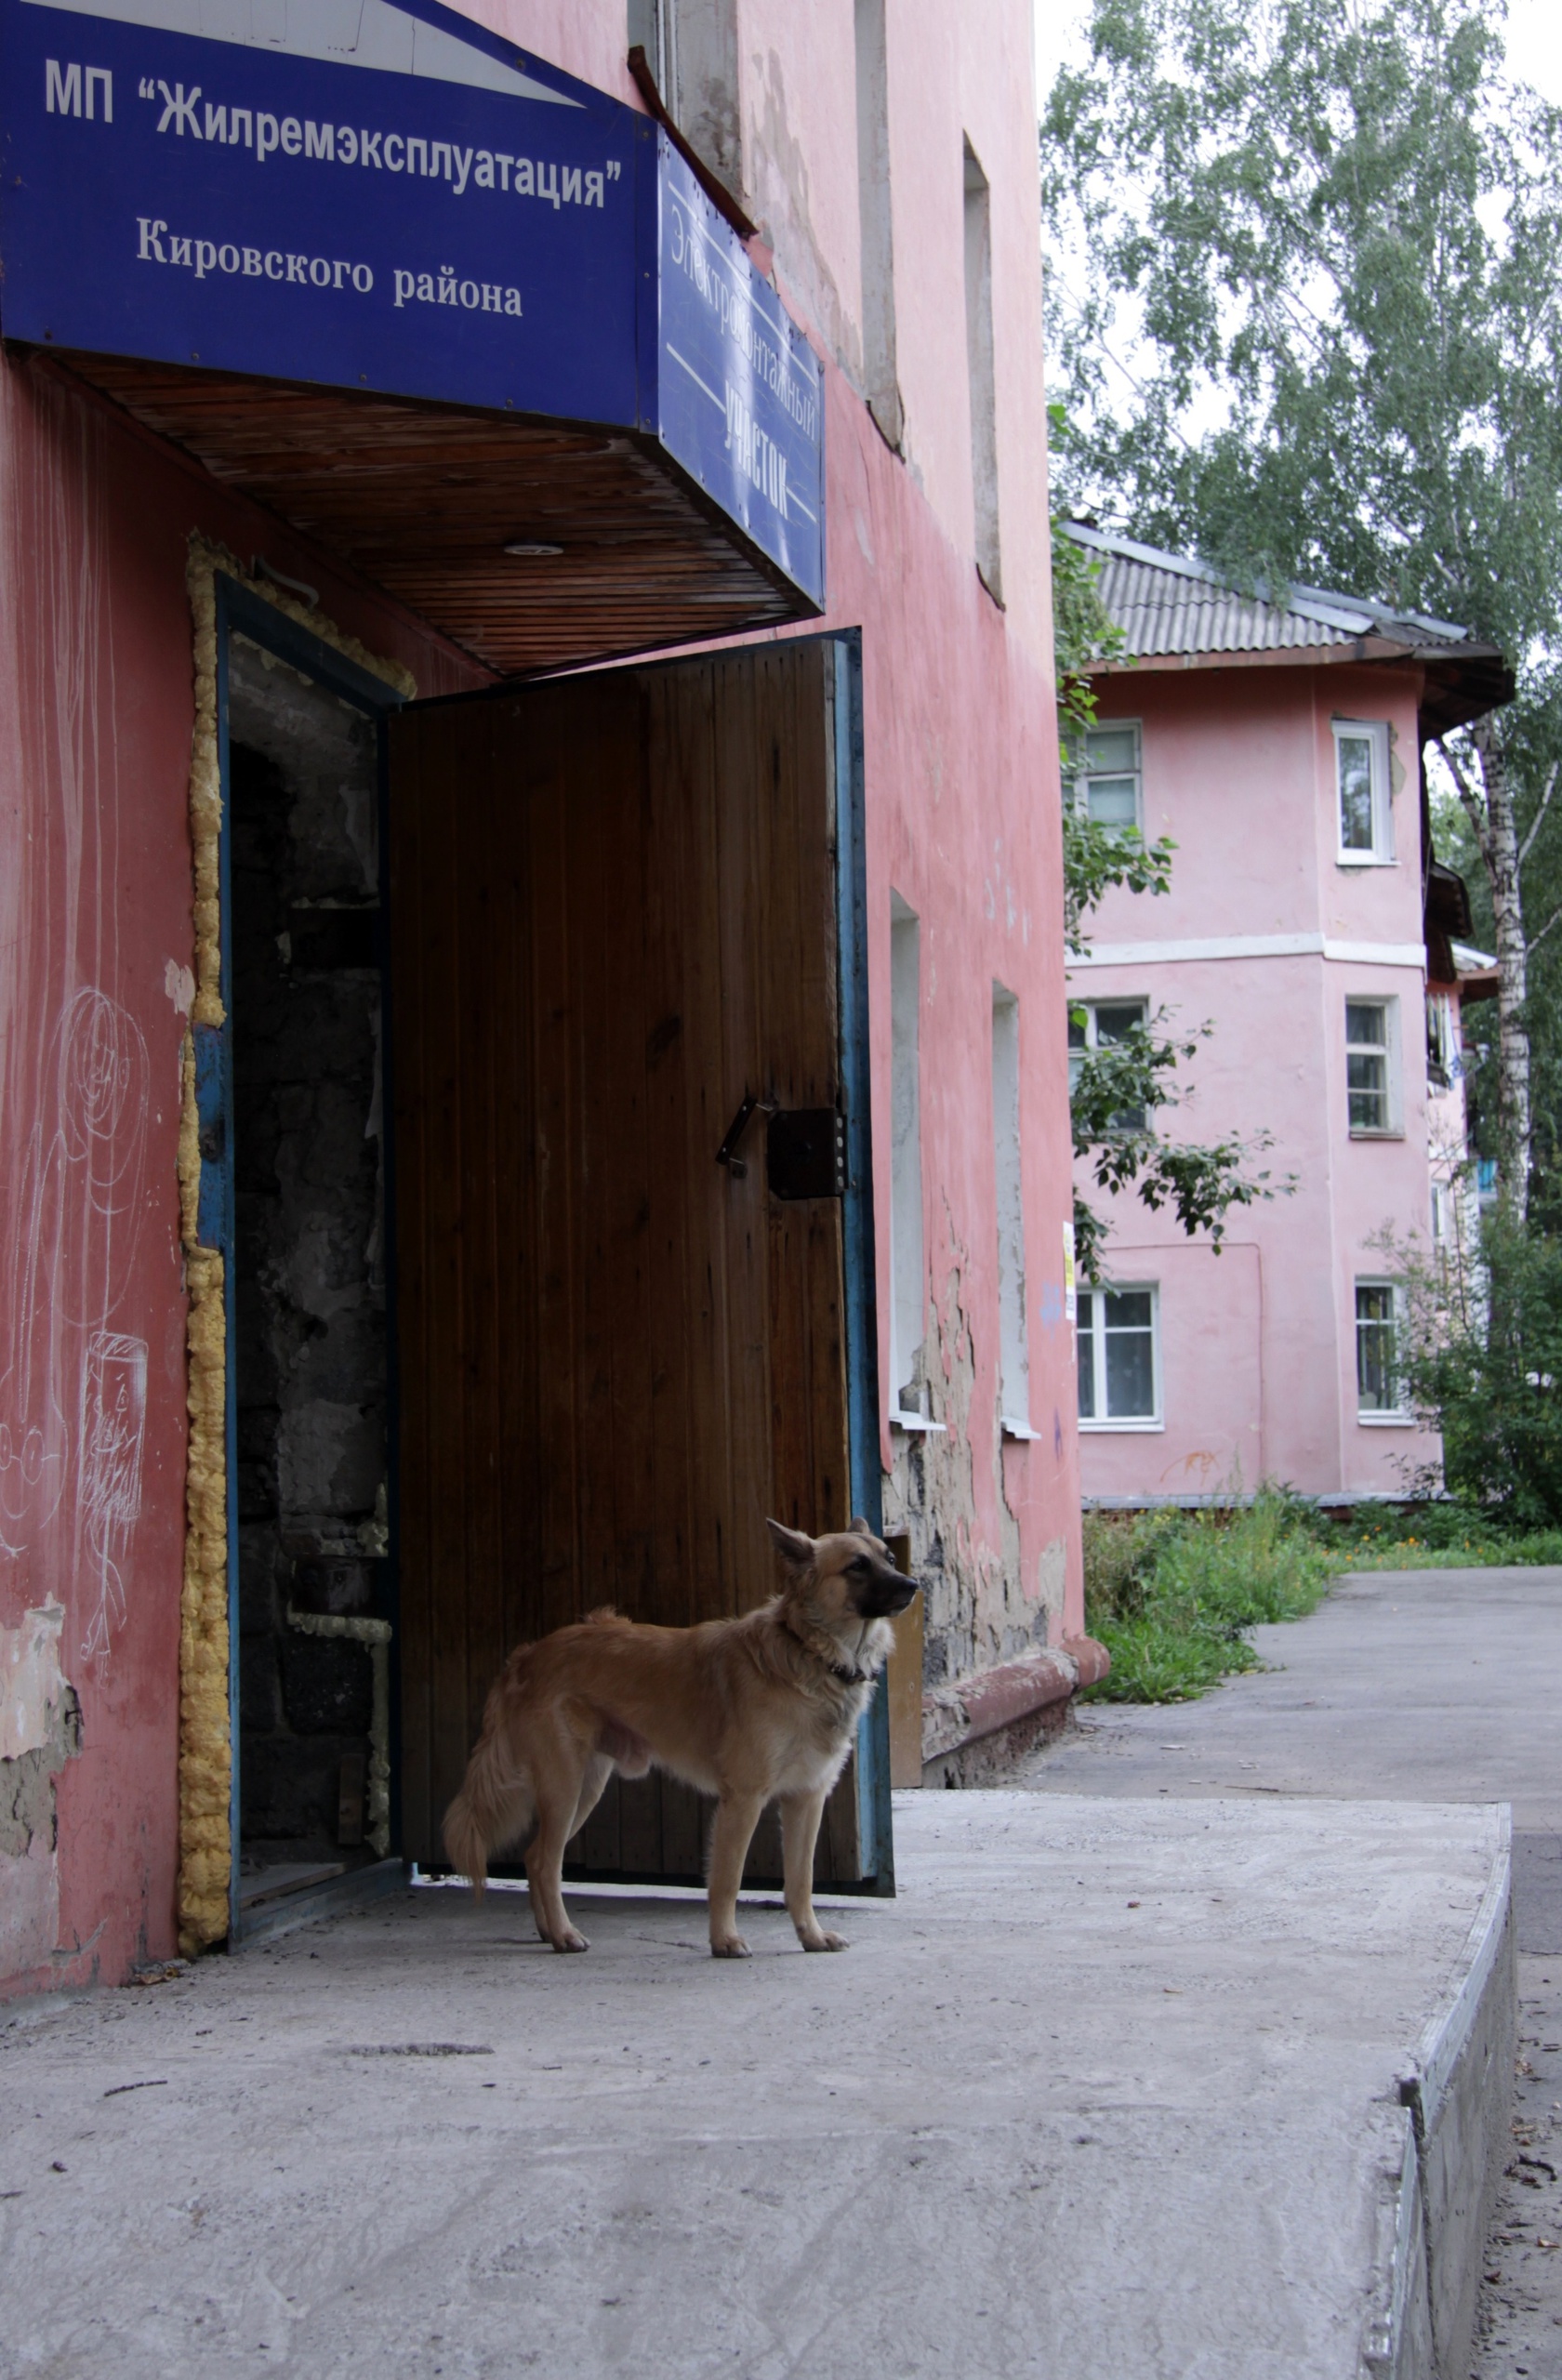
442;1696;535;1902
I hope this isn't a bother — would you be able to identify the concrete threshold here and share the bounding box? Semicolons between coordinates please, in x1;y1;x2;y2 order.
0;1793;1512;2378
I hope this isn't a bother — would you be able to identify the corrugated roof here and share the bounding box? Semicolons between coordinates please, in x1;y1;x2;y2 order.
1063;522;1475;662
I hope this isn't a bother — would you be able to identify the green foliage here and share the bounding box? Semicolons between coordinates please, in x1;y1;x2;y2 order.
1041;0;1562;657
1397;1213;1562;1527
1063;810;1175;950
1433;685;1562;1211
1081;1491;1336;1700
1041;0;1562;1195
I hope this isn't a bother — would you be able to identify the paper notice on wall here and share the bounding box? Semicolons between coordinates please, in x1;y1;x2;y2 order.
1062;1221;1077;1324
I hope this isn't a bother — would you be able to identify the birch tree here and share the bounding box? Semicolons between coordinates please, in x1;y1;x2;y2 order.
1041;0;1562;1210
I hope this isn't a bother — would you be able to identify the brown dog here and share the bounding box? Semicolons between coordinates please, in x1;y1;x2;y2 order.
443;1517;917;1957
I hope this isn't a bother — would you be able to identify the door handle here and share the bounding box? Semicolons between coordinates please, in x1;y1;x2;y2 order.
715;1091;772;1177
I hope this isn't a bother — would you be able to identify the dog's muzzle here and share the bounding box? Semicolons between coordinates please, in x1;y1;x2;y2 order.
858;1577;919;1619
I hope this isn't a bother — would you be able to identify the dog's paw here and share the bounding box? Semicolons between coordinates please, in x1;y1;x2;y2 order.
550;1927;590;1952
710;1935;751;1960
801;1929;849;1952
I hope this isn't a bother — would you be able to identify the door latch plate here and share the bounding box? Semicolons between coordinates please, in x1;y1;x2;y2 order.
766;1108;845;1200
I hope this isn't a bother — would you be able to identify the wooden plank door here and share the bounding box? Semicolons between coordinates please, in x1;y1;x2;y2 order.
387;639;885;1886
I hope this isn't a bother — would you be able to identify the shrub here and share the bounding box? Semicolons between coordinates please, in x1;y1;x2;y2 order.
1400;1214;1562;1529
1082;1490;1334;1702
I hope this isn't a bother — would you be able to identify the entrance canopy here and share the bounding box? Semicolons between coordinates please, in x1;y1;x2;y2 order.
0;0;826;670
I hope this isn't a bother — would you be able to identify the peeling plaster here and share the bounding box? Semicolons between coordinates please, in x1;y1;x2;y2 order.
163;958;195;1018
0;1601;82;1972
883;1240;1055;1701
0;1598;66;1760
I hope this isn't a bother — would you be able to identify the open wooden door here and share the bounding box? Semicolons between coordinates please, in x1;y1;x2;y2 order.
387;638;889;1888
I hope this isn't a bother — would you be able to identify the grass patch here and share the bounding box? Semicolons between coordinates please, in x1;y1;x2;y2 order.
1084;1493;1562;1701
1083;1492;1336;1703
1324;1514;1562;1571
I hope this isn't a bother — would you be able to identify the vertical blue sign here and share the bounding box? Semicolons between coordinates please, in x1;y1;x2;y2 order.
656;136;825;608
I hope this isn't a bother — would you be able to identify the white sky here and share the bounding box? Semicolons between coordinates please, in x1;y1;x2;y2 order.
1035;0;1562;113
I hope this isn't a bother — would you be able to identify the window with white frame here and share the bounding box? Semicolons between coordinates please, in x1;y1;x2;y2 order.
1078;1284;1160;1426
1345;997;1400;1135
1333;719;1394;862
1356;1280;1407;1417
1068;997;1149;1129
1070;722;1143;832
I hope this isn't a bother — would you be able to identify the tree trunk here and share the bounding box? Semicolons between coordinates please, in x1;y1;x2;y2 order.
1472;715;1531;1217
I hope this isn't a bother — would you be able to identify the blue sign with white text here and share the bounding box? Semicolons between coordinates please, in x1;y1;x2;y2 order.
657;140;825;607
0;0;649;428
0;0;825;606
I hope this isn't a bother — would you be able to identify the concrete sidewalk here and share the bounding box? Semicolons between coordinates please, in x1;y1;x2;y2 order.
0;1792;1509;2379
1020;1565;1562;1953
1023;1562;1562;2378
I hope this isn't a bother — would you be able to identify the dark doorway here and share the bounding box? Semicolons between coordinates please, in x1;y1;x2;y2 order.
225;628;395;1917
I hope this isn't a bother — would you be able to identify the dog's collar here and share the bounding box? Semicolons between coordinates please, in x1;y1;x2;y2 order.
781;1605;873;1687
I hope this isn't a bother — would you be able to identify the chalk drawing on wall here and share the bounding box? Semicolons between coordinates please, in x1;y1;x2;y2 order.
78;1332;148;1664
0;990;150;1662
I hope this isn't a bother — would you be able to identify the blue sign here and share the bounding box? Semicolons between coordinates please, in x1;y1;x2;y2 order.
0;0;825;608
656;139;825;607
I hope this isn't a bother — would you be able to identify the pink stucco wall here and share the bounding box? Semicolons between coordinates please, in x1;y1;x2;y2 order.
0;1;1077;1990
1075;662;1441;1501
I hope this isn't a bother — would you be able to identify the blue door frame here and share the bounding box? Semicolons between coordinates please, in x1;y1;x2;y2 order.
829;631;894;1894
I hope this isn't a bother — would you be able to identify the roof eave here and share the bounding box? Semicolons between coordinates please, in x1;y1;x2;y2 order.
1090;635;1418;678
1087;636;1513;733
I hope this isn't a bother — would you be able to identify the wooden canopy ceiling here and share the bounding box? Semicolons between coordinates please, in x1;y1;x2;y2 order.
57;351;813;678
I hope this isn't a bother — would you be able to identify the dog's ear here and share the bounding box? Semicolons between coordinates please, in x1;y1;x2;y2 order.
766;1518;815;1572
849;1514;874;1539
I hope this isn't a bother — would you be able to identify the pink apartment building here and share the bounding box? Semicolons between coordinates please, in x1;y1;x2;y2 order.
1063;526;1510;1506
